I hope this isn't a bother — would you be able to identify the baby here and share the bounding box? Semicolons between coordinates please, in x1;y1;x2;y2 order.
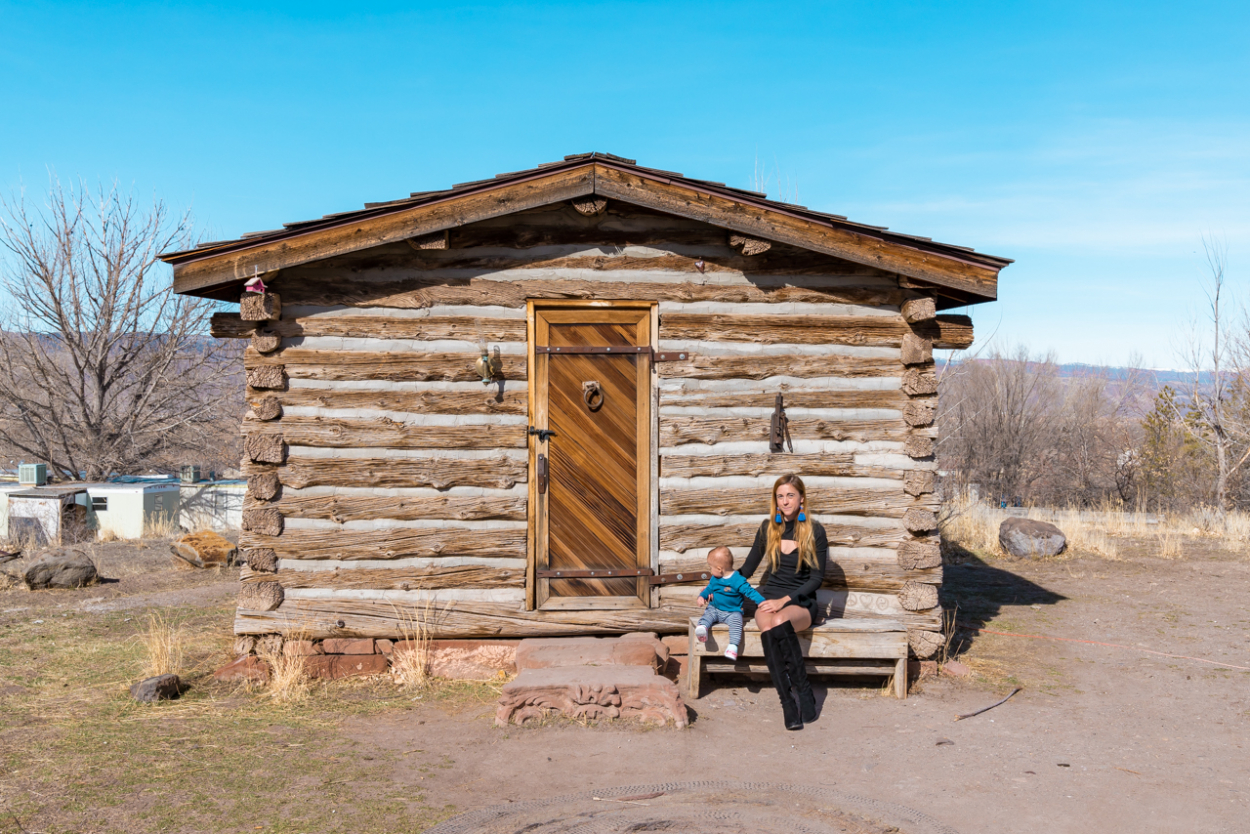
695;545;765;661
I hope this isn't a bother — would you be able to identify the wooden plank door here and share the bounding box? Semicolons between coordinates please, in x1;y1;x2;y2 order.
529;304;653;610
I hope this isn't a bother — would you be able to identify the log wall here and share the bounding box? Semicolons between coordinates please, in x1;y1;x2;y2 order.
226;202;951;656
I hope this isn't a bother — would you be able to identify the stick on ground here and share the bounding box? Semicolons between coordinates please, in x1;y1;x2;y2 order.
955;687;1022;721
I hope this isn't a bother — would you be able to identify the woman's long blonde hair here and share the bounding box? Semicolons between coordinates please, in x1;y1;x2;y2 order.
765;474;819;573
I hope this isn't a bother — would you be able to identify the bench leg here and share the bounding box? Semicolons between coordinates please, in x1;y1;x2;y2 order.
686;628;701;700
894;657;907;699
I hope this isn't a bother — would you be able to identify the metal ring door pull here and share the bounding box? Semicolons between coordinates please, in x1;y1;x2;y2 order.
582;380;604;411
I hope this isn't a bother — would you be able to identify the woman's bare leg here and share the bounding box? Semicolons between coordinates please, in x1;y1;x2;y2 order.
755;604;812;633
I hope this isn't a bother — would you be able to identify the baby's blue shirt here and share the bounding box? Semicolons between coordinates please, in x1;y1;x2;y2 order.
699;571;766;612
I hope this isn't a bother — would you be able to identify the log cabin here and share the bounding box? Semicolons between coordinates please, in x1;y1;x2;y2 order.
162;152;1010;664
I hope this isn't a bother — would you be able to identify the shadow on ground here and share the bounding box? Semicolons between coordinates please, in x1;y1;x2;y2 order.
941;544;1066;656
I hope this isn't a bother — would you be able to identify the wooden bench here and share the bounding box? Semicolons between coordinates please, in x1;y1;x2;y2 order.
686;616;909;699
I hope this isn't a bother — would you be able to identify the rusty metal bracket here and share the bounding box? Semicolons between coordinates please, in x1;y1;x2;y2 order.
648;571;712;585
536;567;655;579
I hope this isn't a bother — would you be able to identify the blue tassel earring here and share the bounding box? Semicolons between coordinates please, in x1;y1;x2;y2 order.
774;512;783;523
797;504;806;522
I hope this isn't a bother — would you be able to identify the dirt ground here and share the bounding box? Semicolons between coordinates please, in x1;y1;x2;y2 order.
0;535;1246;833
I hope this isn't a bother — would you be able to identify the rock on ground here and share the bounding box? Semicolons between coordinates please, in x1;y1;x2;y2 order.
998;517;1067;558
130;674;181;702
24;548;99;589
170;531;237;569
213;656;271;683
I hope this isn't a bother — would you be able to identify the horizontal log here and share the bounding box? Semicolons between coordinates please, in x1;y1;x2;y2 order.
901;366;937;396
236;598;699;638
266;564;525;591
242;416;526;449
246;456;527;490
914;314;973;350
213;313;527;342
897;541;942;570
899;580;939;611
904;435;935;459
246;365;286;390
251;396;282;421
246;349;527;383
279;275;904;310
240;292;280;321
659;521;910;552
660;416;908;447
903;508;937;533
660;453;903;480
241;507;283;536
270;493;527;522
659;552;941;591
251;386;526;416
244;434;286;464
660;486;916;518
659;388;906;410
901;333;932;366
659;355;899;381
903;470;936;496
901;297;936;324
658;587;940;630
241;527;525;561
903;398;936;427
659;314;909;346
909;628;945;658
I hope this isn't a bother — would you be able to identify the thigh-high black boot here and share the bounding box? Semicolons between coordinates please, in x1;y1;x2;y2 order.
776;620;817;723
761;628;803;730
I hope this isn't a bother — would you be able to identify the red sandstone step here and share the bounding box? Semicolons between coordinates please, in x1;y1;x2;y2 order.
495;665;687;728
515;634;668;671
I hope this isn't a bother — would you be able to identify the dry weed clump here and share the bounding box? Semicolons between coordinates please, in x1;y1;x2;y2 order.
390;601;434;690
256;635;310;703
140;612;186;678
142;514;181;540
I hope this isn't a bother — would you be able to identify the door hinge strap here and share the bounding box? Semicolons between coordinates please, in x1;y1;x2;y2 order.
534;346;688;361
536;568;655;578
647;571;712;585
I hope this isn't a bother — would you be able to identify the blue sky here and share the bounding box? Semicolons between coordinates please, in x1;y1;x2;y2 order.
2;1;1247;367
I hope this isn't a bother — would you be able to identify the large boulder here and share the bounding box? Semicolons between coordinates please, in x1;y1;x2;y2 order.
998;517;1067;558
131;674;181;702
170;531;237;569
23;548;99;589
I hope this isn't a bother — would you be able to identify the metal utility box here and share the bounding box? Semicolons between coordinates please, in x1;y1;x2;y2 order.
86;482;181;540
18;464;47;487
8;488;89;545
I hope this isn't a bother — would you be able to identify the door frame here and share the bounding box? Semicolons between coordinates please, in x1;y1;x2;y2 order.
525;299;659;611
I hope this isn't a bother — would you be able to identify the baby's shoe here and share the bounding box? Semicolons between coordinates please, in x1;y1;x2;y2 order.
724;645;739;661
695;625;708;642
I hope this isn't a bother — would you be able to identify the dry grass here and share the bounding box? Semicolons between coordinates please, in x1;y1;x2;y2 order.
139;611;186;677
257;635;310;703
390;601;434;690
142;513;180;540
942;492;1250;562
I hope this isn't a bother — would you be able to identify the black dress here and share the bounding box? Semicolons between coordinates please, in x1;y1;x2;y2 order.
739;518;829;622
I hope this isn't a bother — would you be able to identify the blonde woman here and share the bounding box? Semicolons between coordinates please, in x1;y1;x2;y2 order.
738;474;828;730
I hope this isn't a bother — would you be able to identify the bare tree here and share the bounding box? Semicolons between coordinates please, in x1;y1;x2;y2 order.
0;179;239;481
1178;238;1250;510
939;346;1062;503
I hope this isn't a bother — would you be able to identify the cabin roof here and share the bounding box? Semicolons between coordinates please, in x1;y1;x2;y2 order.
162;152;1011;305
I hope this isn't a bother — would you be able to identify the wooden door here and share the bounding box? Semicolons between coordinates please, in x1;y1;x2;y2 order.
529;304;653;610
